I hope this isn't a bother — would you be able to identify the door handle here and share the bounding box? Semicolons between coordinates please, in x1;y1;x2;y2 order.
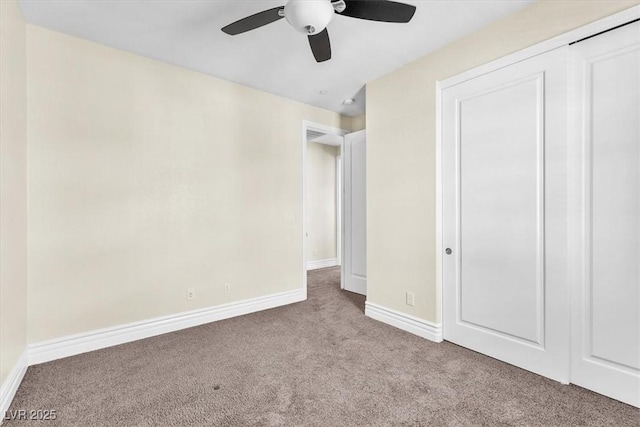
445;248;452;255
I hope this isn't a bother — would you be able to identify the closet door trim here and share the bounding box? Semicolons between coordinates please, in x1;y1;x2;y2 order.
438;7;639;92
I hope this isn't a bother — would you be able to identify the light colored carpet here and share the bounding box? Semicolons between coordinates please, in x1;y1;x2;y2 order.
6;267;639;426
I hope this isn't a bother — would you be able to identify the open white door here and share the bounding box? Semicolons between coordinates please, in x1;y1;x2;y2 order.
568;20;640;408
343;130;366;295
442;47;570;382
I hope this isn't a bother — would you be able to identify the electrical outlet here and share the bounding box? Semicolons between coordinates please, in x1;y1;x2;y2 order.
187;288;195;301
224;283;231;294
406;292;415;306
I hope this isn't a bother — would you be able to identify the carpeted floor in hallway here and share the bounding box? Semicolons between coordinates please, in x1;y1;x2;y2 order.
6;267;639;426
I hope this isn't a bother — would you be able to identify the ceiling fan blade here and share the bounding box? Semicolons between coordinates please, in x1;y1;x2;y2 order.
221;7;284;35
308;29;332;63
340;0;416;23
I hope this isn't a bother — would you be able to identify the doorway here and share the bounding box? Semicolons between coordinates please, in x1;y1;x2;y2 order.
302;121;346;298
302;121;367;298
305;128;343;272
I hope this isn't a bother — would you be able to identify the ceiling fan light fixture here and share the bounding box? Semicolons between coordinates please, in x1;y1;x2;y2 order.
284;0;335;35
221;0;416;63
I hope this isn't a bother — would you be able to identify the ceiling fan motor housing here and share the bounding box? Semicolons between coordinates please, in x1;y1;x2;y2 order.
284;0;335;35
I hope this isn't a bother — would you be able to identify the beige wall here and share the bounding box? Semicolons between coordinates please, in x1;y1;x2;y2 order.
350;114;366;132
366;0;639;324
0;0;28;384
7;0;634;361
340;114;365;132
306;142;339;262
26;26;344;344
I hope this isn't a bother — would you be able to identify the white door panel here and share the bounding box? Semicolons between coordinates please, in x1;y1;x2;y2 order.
443;47;569;382
569;21;640;407
343;130;366;295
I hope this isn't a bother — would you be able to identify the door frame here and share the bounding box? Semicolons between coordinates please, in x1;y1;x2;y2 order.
436;5;640;334
301;121;348;298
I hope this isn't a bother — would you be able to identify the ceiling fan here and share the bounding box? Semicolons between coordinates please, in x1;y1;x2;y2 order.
221;0;416;63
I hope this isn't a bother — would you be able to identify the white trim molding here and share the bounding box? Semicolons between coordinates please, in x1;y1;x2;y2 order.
28;289;305;366
0;351;28;422
439;5;640;90
365;302;443;343
306;258;338;270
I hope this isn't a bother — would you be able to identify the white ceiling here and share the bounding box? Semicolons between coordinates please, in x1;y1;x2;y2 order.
19;0;531;116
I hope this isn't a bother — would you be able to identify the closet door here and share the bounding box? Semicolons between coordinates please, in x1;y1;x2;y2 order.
569;21;640;408
442;47;570;382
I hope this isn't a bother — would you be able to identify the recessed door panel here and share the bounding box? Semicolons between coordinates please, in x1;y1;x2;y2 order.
350;138;367;278
459;76;543;345
591;48;640;371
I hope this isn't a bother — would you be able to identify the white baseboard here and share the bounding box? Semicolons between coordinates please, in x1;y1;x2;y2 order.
0;350;28;423
365;302;443;343
28;288;305;366
306;258;338;270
